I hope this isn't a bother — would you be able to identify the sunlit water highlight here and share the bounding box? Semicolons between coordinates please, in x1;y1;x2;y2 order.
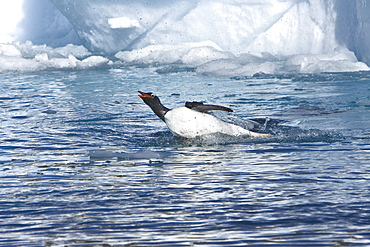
0;68;370;246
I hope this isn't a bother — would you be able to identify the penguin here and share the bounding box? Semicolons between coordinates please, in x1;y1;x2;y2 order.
138;91;271;138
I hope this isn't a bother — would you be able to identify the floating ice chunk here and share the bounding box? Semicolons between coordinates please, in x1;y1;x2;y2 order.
116;41;281;75
46;54;78;69
1;38;368;74
197;60;277;76
116;44;183;64
236;62;278;76
35;53;48;61
38;54;110;70
115;41;226;65
196;60;240;75
108;17;141;29
14;41;53;59
286;47;369;73
78;56;110;69
182;46;235;66
116;40;369;75
0;41;111;72
9;41;90;59
0;55;44;72
54;44;91;59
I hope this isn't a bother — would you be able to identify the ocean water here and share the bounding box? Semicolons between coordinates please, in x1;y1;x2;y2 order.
0;68;370;246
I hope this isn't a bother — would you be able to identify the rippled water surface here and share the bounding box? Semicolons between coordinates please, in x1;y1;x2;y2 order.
1;69;370;246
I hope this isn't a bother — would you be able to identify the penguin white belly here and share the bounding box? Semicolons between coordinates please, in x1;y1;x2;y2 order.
164;107;262;138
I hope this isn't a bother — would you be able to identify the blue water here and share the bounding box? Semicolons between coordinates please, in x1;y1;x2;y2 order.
1;68;370;246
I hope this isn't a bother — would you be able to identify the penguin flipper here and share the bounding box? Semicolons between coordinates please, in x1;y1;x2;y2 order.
185;101;233;112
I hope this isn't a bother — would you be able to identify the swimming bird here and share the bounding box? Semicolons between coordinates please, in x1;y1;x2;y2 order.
138;91;271;138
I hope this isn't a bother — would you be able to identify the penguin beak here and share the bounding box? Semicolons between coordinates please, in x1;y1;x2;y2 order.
138;91;152;98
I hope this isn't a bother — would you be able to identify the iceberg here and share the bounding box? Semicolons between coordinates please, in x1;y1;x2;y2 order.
1;0;370;75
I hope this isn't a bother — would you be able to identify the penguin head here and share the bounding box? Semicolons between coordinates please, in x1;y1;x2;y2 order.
138;91;170;121
138;91;161;106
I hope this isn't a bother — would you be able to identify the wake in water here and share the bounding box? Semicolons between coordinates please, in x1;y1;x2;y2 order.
201;111;337;144
137;113;339;147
